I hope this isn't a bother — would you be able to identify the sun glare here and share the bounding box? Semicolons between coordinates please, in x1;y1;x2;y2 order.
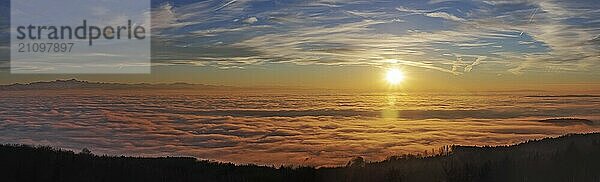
386;68;405;85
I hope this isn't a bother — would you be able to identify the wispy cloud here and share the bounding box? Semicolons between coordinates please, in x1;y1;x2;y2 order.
425;12;465;21
465;56;486;72
144;0;599;75
3;0;598;75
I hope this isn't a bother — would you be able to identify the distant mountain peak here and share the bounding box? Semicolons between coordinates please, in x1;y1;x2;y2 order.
56;78;86;82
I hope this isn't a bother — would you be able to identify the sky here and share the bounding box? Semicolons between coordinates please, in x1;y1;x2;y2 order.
0;0;599;91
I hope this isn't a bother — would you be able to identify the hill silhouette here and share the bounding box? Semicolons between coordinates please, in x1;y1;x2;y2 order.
1;133;599;182
0;79;234;91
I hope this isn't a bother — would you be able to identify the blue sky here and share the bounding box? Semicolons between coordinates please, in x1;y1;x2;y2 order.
0;0;599;90
147;0;599;74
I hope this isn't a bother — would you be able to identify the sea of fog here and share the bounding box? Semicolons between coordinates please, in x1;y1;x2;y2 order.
1;90;599;166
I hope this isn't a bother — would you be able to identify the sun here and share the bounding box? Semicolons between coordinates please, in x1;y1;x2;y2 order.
386;68;405;85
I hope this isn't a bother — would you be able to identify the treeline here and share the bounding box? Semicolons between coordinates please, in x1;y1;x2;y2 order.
319;133;600;182
0;145;314;182
1;133;600;182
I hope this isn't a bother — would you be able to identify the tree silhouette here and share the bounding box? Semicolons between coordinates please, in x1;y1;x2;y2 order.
1;133;599;182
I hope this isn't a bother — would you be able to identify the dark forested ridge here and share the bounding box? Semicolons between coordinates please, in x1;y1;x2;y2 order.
2;133;600;182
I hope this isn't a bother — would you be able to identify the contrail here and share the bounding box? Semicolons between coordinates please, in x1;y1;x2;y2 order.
528;8;539;23
520;8;538;36
214;0;237;12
